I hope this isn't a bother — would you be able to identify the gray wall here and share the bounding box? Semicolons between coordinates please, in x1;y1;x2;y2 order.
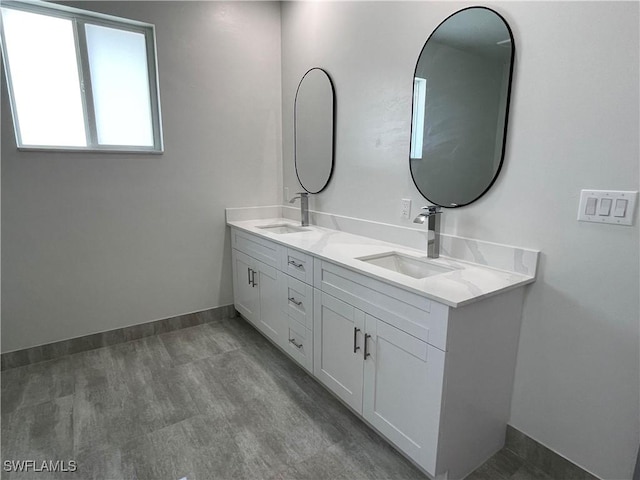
281;2;639;479
1;1;282;351
2;2;638;479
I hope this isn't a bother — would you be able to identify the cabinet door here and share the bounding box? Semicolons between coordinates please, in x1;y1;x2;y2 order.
314;292;364;414
232;249;260;325
363;314;445;475
255;262;286;347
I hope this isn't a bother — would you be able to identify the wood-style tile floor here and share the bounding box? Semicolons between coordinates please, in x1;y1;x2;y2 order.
1;315;550;480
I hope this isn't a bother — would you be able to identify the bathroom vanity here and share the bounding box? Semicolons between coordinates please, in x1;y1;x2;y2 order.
227;211;538;480
227;7;526;478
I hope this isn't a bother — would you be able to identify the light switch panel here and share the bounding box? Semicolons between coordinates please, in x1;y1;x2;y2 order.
578;190;638;225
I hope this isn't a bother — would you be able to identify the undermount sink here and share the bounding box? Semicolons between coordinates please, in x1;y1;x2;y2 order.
257;223;310;234
356;251;456;279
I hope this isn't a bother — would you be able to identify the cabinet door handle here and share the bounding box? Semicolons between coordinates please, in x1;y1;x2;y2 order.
289;338;303;349
288;260;303;269
247;267;252;285
288;297;303;306
364;333;372;359
250;269;257;287
353;327;361;353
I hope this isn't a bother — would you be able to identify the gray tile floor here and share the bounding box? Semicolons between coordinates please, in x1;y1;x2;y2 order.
1;315;549;480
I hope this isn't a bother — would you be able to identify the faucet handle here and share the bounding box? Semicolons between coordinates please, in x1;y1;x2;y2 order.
289;192;309;204
421;205;442;214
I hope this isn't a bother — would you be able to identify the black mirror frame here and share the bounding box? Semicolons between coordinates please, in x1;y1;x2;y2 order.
409;6;516;208
294;67;337;194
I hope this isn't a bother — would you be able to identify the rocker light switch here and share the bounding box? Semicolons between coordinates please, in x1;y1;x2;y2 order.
585;197;597;216
614;199;628;217
598;198;612;216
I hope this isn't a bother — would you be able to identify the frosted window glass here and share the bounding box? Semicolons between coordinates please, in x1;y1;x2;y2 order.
410;77;427;160
85;24;153;146
1;8;87;147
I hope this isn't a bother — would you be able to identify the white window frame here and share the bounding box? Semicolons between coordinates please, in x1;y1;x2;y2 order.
0;0;164;153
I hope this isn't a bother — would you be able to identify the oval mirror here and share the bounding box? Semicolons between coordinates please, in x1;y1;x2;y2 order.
409;7;514;207
295;68;335;194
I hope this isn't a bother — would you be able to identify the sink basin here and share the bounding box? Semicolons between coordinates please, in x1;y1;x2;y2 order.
356;252;455;279
257;223;310;234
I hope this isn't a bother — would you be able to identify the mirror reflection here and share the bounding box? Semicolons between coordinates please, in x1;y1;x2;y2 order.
295;68;335;194
410;7;514;207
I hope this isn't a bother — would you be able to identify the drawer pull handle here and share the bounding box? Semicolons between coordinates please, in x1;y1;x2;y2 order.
353;327;361;353
364;333;372;359
288;297;303;306
247;267;251;285
289;338;303;349
288;260;304;269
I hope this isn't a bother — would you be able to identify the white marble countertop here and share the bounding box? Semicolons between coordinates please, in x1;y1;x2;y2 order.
227;217;536;308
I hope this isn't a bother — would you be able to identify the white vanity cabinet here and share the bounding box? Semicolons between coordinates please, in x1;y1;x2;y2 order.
314;261;446;474
314;290;445;472
363;313;446;472
280;272;314;371
313;291;365;412
231;228;314;372
314;259;525;479
230;224;531;479
231;245;283;346
231;248;260;324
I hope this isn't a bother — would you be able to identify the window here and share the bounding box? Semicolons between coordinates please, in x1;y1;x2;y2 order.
410;77;427;160
1;0;163;152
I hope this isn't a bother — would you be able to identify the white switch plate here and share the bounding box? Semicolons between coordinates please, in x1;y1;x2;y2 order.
401;198;412;219
578;190;638;225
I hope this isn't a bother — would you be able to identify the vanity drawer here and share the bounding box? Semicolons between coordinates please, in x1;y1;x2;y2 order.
281;248;314;284
281;273;314;329
232;229;281;268
317;261;449;350
286;316;313;373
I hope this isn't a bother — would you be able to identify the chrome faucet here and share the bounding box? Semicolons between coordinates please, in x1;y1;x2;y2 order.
413;205;442;258
289;192;310;227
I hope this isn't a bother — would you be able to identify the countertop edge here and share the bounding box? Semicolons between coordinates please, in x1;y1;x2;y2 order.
227;218;536;309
